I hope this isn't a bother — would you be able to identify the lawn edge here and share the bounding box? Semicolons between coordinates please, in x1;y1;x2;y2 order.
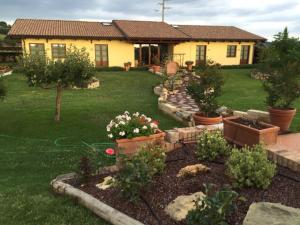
50;170;145;225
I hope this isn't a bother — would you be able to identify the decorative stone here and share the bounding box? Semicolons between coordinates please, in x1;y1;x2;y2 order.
153;86;162;96
243;202;300;225
158;102;178;113
247;109;270;122
176;164;210;177
96;176;115;190
233;110;249;118
165;192;205;221
165;129;180;143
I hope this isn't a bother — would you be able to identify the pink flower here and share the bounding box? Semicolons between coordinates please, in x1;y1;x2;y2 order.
105;148;115;155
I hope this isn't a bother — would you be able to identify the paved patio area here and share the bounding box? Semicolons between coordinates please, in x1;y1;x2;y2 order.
267;133;300;173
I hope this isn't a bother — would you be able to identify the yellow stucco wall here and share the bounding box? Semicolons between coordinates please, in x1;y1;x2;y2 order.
22;38;135;67
173;41;255;66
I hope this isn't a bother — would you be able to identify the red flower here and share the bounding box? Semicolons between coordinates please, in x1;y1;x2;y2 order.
105;148;115;155
152;120;160;125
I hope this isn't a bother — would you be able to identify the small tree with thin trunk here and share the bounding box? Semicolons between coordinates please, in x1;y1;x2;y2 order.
21;46;95;121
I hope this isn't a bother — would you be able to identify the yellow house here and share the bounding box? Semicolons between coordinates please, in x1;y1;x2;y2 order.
8;19;266;67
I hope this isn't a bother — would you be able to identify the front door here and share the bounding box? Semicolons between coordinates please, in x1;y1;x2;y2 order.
196;45;207;66
95;44;108;67
240;45;250;64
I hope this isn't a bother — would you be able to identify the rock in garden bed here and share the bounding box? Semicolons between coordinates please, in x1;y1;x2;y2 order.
60;148;300;225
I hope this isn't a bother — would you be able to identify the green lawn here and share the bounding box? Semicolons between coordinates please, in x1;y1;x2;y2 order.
0;69;299;225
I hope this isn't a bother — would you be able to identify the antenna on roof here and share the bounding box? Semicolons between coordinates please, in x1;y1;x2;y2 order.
157;0;171;22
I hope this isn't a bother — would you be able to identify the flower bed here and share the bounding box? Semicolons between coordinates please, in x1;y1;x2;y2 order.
61;146;300;225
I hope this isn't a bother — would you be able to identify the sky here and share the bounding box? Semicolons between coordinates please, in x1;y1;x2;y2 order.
1;0;300;40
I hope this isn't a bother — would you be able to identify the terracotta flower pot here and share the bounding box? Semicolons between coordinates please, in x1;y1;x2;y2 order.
152;65;161;73
115;129;165;158
223;116;280;147
193;113;222;125
268;107;296;133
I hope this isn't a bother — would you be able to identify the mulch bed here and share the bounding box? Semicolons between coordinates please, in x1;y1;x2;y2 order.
71;147;300;225
230;117;269;130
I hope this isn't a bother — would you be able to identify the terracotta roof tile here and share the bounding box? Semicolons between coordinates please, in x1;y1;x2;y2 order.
8;19;124;39
113;20;189;40
175;25;266;41
8;19;266;41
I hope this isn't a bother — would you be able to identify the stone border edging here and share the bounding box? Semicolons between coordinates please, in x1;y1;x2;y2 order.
50;171;145;225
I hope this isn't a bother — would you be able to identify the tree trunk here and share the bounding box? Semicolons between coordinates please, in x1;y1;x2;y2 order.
54;81;62;122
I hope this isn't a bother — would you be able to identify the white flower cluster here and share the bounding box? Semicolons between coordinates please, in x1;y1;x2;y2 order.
106;111;158;140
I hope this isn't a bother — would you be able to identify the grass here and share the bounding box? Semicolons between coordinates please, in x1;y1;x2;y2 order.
0;69;299;225
0;34;6;41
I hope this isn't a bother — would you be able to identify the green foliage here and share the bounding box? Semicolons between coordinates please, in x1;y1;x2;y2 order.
78;156;93;184
196;130;230;161
0;78;6;100
220;64;259;69
187;60;224;116
19;54;48;86
187;184;238;225
20;46;95;87
260;28;300;109
116;144;166;202
0;21;11;35
161;72;182;91
226;145;276;189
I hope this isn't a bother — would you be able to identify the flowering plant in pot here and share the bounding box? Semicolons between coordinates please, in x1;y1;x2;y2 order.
106;111;165;157
260;28;300;132
187;60;224;125
185;60;194;71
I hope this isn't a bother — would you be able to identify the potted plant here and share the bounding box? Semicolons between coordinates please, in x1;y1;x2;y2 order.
106;111;165;158
186;60;224;125
185;60;194;71
152;56;161;73
124;62;131;71
260;28;300;132
223;116;280;146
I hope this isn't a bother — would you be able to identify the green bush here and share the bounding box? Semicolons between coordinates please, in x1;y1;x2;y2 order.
226;145;276;189
187;184;238;225
187;60;224;117
116;143;166;202
196;130;230;161
95;66;124;72
260;28;300;109
220;64;259;69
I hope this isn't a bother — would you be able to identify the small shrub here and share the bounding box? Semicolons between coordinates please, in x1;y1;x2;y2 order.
187;60;224;117
186;184;238;225
78;157;93;184
226;145;276;189
196;130;230;161
115;144;166;202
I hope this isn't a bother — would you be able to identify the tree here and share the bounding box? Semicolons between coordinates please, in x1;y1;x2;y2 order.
260;27;300;109
21;46;95;121
0;78;6;101
0;21;11;35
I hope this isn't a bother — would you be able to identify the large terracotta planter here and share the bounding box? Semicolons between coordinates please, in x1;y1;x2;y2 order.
268;107;296;133
193;113;222;125
115;129;166;157
223;116;280;147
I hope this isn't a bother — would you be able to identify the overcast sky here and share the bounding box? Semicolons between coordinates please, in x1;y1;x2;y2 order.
1;0;300;40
